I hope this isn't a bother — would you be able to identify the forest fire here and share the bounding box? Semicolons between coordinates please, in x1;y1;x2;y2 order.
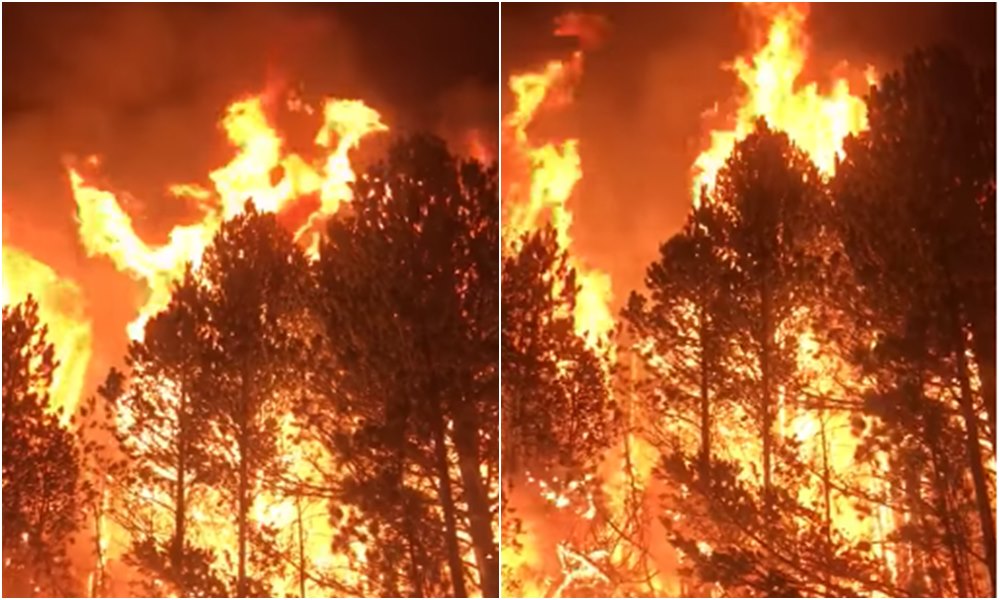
4;4;498;598
3;3;995;599
12;89;387;597
502;3;995;598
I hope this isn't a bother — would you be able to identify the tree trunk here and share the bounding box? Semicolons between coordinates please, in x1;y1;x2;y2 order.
237;431;249;598
174;384;187;595
452;416;499;598
950;314;996;595
929;437;969;598
969;314;996;446
698;306;711;473
236;369;251;598
760;277;774;506
296;496;306;598
429;395;468;598
402;505;426;598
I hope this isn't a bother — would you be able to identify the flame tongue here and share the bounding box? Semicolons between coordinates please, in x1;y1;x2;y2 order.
504;45;614;348
71;91;386;342
692;3;871;204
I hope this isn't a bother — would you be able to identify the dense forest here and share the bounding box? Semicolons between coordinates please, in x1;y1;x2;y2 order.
2;136;499;597
502;46;996;597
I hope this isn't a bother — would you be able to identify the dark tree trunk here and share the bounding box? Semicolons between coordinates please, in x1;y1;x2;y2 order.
237;431;249;598
929;437;969;598
236;368;251;598
698;305;711;473
760;277;774;506
452;413;499;598
969;314;996;445
173;382;188;595
940;272;997;595
429;394;468;598
950;320;996;595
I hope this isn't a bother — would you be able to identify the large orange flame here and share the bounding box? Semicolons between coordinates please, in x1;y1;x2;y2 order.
502;19;614;348
70;92;386;342
692;3;874;204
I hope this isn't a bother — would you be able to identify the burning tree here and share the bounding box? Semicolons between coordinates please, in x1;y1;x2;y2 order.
502;226;614;482
99;270;228;597
2;297;84;597
834;46;996;596
501;225;617;595
309;135;499;596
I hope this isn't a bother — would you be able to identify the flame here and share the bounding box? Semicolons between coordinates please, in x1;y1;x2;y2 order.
71;92;386;342
61;90;386;594
1;245;93;422
692;3;872;204
503;4;891;597
685;1;895;588
501;23;623;598
503;42;613;348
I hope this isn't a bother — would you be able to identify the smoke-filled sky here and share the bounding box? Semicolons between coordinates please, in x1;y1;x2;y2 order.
502;2;996;307
2;2;497;388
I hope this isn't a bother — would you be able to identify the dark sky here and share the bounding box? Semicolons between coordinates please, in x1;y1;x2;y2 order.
4;3;498;126
502;2;996;306
2;2;497;389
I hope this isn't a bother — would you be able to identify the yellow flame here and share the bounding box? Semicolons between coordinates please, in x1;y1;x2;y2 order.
692;3;871;204
503;48;614;348
71;92;386;342
1;246;93;422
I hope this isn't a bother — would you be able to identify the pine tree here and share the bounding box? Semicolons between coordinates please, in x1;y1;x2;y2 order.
710;120;830;504
99;270;228;597
312;135;499;596
2;297;83;597
834;46;996;595
502;226;614;482
623;200;732;473
197;203;312;596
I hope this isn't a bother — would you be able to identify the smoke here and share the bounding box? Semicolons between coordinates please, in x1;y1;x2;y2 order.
2;3;497;395
502;2;995;306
